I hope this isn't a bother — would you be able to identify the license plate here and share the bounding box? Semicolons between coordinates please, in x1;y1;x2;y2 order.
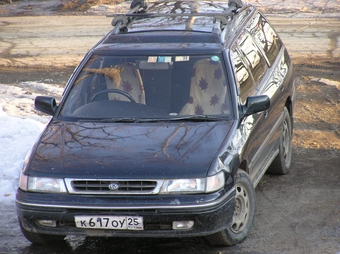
75;216;143;230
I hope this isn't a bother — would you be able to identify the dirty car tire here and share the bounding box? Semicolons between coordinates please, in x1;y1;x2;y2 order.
205;170;255;246
19;217;66;244
267;107;292;175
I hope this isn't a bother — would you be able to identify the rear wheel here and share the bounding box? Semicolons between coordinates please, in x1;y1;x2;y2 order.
19;218;66;244
267;107;292;175
205;170;255;246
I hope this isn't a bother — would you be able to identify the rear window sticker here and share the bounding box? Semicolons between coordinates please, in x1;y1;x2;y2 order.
147;56;158;63
175;56;190;62
158;56;172;63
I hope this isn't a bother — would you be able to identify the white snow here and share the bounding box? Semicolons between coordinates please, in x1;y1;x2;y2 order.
0;82;62;205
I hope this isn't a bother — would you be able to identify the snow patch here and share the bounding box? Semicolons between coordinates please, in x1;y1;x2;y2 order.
0;82;49;205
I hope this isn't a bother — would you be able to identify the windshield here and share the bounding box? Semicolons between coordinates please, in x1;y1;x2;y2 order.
59;54;232;121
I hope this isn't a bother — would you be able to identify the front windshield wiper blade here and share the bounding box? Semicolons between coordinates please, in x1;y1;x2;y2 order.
135;115;226;122
77;115;226;123
167;115;226;122
78;117;139;123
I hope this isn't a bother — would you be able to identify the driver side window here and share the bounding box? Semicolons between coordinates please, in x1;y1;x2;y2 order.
231;49;254;104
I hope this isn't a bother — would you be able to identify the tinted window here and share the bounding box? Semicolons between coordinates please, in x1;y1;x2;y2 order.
247;12;282;65
238;33;268;82
59;54;232;120
231;50;254;103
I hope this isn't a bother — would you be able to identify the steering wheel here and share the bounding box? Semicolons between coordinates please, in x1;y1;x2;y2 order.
91;89;136;103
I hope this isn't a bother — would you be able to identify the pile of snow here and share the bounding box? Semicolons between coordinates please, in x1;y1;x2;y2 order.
0;107;46;204
0;81;62;205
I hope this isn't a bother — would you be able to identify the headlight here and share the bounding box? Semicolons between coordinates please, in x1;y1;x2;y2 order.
28;177;67;193
160;178;205;194
159;171;225;194
19;173;67;193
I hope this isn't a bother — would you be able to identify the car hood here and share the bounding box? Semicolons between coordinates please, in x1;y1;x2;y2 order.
28;121;233;179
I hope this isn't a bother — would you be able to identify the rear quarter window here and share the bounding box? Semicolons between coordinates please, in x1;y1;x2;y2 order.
246;12;282;65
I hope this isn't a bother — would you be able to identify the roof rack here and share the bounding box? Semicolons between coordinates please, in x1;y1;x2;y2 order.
108;0;244;34
110;0;149;34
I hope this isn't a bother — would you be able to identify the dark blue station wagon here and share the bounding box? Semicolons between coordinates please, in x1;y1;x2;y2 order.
16;0;295;246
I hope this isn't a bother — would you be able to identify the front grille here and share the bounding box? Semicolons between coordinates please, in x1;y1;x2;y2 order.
73;180;157;191
65;179;163;195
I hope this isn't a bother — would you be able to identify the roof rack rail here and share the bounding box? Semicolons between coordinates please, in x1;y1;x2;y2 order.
108;0;244;34
229;0;244;9
130;0;148;9
110;0;149;34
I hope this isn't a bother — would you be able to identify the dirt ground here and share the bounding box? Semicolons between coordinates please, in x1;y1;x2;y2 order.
294;62;340;150
0;0;124;16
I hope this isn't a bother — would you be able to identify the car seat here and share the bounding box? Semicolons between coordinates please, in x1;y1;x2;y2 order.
106;62;146;104
179;59;228;115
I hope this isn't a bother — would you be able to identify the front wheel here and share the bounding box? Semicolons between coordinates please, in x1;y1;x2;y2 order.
205;170;256;246
19;217;66;244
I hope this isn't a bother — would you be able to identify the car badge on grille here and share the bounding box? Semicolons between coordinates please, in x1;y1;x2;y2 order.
108;182;119;191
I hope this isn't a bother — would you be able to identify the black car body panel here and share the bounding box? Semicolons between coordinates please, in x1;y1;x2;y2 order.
27;121;234;179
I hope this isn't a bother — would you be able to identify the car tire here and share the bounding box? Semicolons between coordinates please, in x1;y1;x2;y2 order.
18;217;66;244
205;170;256;246
267;107;292;175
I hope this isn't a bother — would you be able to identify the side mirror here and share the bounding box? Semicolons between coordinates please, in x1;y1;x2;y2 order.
243;95;270;117
34;96;57;116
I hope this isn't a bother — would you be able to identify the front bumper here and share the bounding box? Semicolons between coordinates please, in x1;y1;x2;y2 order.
16;187;235;238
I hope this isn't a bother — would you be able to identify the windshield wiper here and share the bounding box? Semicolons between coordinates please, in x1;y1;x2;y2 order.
135;115;226;122
167;115;226;122
123;115;225;122
78;117;139;123
77;115;226;123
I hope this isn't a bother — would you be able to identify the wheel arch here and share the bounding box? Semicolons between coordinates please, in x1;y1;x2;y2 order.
285;96;294;130
239;159;248;174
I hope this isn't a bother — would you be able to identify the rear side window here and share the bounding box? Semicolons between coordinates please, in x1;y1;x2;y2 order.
246;12;282;65
237;33;268;83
